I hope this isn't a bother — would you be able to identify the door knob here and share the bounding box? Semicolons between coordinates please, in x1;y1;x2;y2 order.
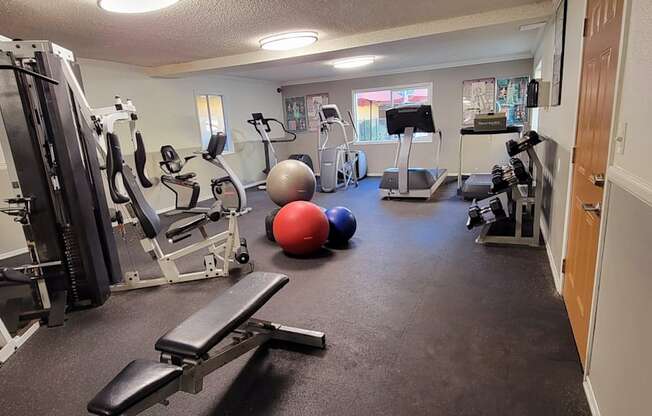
582;202;601;215
590;174;605;187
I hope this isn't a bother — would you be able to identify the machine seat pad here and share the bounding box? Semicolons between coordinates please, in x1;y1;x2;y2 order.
87;359;182;416
165;214;209;240
155;272;289;358
0;268;31;284
175;172;196;181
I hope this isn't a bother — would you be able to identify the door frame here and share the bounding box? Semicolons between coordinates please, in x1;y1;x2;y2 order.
556;0;632;375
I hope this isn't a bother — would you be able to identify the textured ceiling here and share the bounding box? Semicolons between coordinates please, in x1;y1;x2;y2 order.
0;0;543;66
221;21;540;84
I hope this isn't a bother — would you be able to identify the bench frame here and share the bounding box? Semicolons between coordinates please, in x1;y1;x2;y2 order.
119;318;325;415
0;317;39;366
112;210;248;292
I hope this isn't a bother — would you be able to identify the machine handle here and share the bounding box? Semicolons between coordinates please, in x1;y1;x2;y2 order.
106;132;130;204
247;116;296;142
134;131;153;188
0;64;59;85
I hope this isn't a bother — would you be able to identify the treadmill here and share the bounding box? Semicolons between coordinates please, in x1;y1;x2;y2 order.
379;105;447;199
457;125;523;200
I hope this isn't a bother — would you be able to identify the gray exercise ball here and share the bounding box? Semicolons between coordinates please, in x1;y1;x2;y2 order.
267;159;316;207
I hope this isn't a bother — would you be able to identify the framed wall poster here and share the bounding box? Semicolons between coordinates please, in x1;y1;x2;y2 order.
462;78;495;125
551;0;567;106
496;76;530;125
284;96;307;132
306;93;329;131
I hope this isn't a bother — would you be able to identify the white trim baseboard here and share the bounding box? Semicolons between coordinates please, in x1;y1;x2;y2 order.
0;246;28;260
583;377;601;416
540;215;562;294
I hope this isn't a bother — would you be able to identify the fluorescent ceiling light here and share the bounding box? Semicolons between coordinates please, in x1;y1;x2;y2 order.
332;56;375;69
98;0;180;13
259;32;318;51
519;22;546;31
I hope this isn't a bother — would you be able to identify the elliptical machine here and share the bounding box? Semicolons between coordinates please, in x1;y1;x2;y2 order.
247;113;313;188
318;104;367;193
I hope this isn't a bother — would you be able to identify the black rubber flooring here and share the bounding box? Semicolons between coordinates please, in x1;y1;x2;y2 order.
0;178;590;415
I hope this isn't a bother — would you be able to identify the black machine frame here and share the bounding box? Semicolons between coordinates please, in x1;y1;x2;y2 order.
0;41;121;312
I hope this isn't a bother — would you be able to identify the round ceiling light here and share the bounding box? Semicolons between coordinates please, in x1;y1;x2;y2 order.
259;32;319;51
332;56;375;69
98;0;180;13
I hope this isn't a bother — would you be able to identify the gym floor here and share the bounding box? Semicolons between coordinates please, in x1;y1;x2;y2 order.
0;178;590;416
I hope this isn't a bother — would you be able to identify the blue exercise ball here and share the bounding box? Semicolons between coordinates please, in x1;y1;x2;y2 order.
325;206;357;244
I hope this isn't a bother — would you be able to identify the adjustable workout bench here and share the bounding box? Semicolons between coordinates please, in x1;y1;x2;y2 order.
88;272;326;415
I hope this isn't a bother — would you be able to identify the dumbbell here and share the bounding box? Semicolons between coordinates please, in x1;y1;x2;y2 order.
491;165;513;193
510;158;531;183
466;204;484;229
491;159;532;193
466;197;506;229
506;130;542;156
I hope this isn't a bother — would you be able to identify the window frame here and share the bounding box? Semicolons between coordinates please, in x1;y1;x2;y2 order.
194;93;233;154
351;82;434;144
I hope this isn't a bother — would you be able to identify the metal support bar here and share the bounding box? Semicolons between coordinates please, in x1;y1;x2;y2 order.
113;213;243;292
398;127;414;194
0;318;40;366
475;146;543;247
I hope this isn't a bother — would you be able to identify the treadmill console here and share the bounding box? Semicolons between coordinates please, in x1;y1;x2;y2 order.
319;104;342;121
386;105;435;135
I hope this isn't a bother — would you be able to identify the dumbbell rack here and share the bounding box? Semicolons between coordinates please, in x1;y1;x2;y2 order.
474;145;543;247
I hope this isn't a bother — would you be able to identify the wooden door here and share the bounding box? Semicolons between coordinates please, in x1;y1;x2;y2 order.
564;0;624;367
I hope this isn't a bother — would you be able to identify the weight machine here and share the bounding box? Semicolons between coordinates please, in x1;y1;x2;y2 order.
0;40;129;363
0;40;122;309
0;39;252;301
51;58;252;292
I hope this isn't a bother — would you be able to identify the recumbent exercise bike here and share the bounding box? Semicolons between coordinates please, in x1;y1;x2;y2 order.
160;135;244;216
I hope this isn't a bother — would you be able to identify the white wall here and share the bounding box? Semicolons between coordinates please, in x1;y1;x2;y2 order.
588;187;651;416
610;0;652;184
280;59;533;176
532;0;586;289
587;1;652;414
79;58;282;209
0;59;283;257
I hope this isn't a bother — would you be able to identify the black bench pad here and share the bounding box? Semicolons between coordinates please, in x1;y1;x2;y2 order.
155;272;289;358
165;214;209;240
87;359;182;416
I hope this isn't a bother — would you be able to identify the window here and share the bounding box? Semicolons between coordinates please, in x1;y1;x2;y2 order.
195;94;229;150
352;84;432;142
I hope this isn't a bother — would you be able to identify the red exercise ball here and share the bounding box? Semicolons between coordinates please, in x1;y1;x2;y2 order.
273;201;330;255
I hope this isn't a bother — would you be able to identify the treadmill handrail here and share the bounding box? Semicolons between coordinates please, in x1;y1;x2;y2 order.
247;116;297;143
